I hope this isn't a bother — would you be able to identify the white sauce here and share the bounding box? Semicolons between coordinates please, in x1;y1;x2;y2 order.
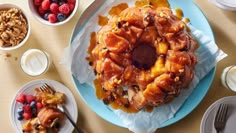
21;49;50;76
221;66;236;92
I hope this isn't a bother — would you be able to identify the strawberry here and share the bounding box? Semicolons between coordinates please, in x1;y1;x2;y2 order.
23;112;32;120
26;95;35;104
16;93;26;104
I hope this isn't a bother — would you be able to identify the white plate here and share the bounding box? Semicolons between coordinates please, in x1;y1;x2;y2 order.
10;79;78;133
216;0;236;9
201;96;236;133
218;0;236;7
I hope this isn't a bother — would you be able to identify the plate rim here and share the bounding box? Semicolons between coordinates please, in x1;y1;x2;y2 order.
10;79;78;133
69;0;216;129
200;96;236;133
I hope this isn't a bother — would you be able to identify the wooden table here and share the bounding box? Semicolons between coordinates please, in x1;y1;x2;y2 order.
0;0;236;133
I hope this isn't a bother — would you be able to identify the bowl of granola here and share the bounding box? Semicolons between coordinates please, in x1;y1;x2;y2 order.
0;4;30;51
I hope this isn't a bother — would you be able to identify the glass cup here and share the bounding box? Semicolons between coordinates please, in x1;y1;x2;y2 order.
20;49;52;76
221;65;236;92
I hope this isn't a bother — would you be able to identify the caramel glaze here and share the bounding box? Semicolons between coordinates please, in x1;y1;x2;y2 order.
98;15;109;26
91;0;193;113
94;79;148;113
135;0;169;8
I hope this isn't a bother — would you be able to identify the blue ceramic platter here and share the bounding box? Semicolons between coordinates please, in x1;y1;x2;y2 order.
70;0;216;128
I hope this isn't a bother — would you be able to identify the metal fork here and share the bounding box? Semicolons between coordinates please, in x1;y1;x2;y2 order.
214;103;229;133
39;83;84;133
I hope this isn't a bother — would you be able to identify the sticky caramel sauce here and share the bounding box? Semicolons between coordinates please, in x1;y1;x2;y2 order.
175;8;183;20
98;15;109;26
108;3;129;16
94;79;139;113
86;32;97;62
183;18;190;23
135;0;169;8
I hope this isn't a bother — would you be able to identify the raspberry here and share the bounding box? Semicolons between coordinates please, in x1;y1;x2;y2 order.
67;0;76;3
34;0;43;6
23;104;31;113
36;102;43;109
23;112;32;120
68;3;75;11
26;95;35;104
48;13;57;23
16;93;26;104
50;3;59;13
59;4;70;15
41;0;51;10
38;6;46;16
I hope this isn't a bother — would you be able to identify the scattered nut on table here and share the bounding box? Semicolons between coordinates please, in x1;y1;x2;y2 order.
0;8;28;48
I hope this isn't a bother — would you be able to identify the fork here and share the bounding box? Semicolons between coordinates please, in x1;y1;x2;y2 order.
39;83;84;133
214;103;229;133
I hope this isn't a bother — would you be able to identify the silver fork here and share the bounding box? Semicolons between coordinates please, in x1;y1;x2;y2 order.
214;103;229;133
39;83;84;133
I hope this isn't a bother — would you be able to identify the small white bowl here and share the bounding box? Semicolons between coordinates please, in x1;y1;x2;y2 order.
0;4;31;51
28;0;79;26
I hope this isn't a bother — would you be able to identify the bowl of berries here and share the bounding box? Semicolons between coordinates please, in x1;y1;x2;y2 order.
28;0;78;26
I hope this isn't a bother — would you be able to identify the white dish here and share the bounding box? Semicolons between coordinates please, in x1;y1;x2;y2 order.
10;79;78;133
201;96;236;133
218;0;236;7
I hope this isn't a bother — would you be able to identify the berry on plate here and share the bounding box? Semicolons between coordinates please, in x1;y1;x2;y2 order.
23;104;32;113
23;112;32;120
17;114;24;121
17;107;24;115
16;93;26;104
36;102;43;109
26;95;35;104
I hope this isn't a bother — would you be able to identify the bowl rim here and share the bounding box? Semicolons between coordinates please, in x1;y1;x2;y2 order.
27;0;79;26
0;3;31;51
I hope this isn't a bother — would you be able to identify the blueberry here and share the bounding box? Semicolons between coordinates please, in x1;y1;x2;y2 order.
32;108;37;117
59;1;65;6
51;0;59;3
43;12;50;20
17;107;24;115
17;114;24;121
57;13;66;22
30;101;36;108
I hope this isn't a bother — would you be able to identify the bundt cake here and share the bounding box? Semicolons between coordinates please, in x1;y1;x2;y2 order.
88;4;198;112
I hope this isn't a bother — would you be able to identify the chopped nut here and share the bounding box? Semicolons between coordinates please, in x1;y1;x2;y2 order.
0;8;28;48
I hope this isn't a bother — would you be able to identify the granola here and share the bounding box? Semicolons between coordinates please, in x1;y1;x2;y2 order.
0;8;28;47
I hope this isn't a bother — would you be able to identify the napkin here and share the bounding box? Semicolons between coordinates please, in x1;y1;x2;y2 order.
66;0;227;132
